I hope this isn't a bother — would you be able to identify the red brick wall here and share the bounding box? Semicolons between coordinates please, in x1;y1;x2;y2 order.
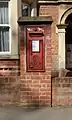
39;4;59;70
0;59;20;105
0;76;20;105
19;25;52;107
52;77;72;106
0;59;20;76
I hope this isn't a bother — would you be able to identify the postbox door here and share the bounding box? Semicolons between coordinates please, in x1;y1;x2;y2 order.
29;39;43;70
26;27;45;71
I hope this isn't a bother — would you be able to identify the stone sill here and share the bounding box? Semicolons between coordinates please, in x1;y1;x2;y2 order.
38;0;72;4
0;55;19;60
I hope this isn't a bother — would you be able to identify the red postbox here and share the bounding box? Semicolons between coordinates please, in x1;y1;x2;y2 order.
26;26;45;71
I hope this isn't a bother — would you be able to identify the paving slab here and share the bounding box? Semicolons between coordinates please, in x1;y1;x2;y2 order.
0;106;72;120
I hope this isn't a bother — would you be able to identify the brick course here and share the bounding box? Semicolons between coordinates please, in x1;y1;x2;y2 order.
0;59;20;105
0;76;20;105
0;59;19;76
19;25;52;107
52;77;72;106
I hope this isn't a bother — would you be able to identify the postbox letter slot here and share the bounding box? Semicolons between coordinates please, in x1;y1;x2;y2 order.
29;32;44;37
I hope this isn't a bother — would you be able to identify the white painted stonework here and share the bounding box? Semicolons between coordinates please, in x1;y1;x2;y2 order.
57;5;72;69
58;28;65;69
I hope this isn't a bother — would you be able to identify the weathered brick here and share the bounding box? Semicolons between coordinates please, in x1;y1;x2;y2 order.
52;77;72;106
19;25;51;106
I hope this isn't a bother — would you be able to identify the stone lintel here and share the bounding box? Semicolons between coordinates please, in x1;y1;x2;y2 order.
18;16;53;25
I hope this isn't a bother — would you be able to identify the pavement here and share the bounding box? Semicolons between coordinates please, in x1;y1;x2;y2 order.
0;106;72;120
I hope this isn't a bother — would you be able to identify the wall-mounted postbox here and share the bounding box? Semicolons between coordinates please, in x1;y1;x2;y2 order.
26;26;45;71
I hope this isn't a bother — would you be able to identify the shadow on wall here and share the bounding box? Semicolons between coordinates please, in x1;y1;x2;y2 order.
0;76;20;104
51;54;72;78
51;68;72;78
20;83;41;108
0;66;19;76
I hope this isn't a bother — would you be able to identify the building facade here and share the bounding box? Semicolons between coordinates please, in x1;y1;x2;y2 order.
0;0;72;106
